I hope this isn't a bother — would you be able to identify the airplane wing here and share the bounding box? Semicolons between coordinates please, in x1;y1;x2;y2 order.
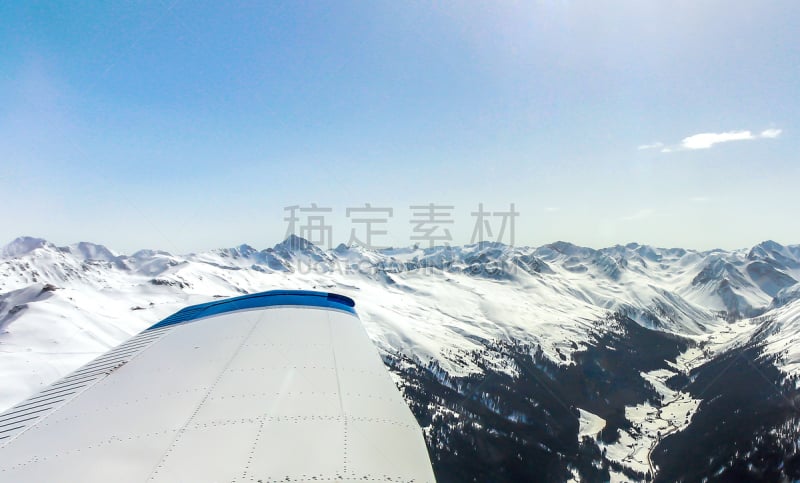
0;290;435;482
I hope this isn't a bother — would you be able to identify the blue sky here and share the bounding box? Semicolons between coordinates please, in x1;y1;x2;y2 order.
1;1;798;253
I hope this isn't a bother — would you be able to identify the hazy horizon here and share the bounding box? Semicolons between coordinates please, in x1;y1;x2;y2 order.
3;232;798;257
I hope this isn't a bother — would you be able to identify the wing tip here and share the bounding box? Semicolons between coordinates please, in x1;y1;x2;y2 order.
148;290;357;330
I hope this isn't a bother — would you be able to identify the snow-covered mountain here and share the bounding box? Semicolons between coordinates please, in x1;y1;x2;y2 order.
2;235;800;481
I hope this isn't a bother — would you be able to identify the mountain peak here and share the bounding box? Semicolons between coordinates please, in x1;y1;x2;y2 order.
1;236;54;258
214;244;258;259
747;239;800;269
69;242;118;262
274;234;315;252
540;241;596;258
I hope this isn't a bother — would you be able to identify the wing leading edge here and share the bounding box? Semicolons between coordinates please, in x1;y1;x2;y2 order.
0;290;436;482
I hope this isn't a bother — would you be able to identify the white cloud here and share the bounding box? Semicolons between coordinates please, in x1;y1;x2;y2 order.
680;130;754;150
639;127;781;152
637;142;664;151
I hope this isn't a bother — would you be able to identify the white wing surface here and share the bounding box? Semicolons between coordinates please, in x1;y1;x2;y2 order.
0;290;435;482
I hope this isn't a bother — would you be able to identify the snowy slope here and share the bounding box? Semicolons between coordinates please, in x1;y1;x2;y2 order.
2;237;799;401
2;236;800;480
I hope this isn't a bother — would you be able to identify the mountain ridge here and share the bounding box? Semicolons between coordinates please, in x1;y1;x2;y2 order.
2;234;800;480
